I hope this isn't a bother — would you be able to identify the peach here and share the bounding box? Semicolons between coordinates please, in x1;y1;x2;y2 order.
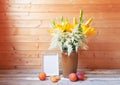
50;76;61;82
38;72;46;80
69;73;77;82
55;76;61;80
76;71;85;80
50;76;57;82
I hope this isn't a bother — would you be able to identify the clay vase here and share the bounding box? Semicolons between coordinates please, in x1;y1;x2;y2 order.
61;50;78;78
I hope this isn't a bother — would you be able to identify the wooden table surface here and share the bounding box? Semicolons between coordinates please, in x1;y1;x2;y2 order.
0;69;120;85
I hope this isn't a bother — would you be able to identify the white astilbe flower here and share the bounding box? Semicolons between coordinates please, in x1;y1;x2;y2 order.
49;29;61;50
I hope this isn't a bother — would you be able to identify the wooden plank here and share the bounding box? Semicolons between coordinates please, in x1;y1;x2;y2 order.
0;0;120;4
0;35;39;42
88;43;120;51
91;51;120;59
0;20;42;28
14;65;41;69
0;28;50;36
97;28;120;36
0;20;120;28
12;35;39;42
0;42;39;51
0;35;51;42
78;59;95;67
0;65;41;69
0;57;41;65
0;52;39;58
0;65;16;69
0;4;119;13
3;31;120;43
0;34;111;44
32;0;120;4
0;50;39;54
78;51;120;68
38;42;51;50
1;42;120;51
87;27;120;43
0;12;120;20
0;27;120;36
89;36;120;43
1;50;120;60
73;0;120;4
0;50;60;54
38;42;60;51
12;42;39;50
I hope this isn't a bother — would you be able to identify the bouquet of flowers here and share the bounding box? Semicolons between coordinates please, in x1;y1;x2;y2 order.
48;10;96;56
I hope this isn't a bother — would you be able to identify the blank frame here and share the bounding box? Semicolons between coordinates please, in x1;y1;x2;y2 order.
42;53;59;76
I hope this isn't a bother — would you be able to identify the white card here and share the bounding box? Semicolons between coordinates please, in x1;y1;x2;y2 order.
42;53;59;76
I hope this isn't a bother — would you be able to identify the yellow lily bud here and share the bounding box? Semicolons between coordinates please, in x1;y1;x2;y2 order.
73;17;77;25
85;18;93;26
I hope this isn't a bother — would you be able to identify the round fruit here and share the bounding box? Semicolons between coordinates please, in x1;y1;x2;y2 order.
55;76;61;80
50;76;57;82
76;71;84;80
69;73;77;82
38;72;46;80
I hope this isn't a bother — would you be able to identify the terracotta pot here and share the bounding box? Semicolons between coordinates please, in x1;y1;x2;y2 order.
61;51;78;78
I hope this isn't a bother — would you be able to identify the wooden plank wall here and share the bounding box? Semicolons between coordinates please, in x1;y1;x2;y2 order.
0;0;120;69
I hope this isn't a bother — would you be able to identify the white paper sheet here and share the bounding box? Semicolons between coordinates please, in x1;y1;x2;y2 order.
43;53;59;76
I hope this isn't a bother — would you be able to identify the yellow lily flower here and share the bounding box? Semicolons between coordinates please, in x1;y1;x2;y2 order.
65;23;73;32
47;29;54;34
53;23;62;29
59;20;73;32
86;28;96;35
81;18;96;36
81;24;96;35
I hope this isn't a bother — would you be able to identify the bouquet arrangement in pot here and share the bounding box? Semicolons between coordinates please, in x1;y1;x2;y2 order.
48;10;96;56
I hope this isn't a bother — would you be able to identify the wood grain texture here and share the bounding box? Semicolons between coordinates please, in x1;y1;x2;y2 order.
0;4;119;13
1;0;120;4
1;69;120;85
0;0;120;69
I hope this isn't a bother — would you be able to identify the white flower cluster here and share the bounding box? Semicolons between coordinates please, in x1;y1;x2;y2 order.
49;24;88;56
